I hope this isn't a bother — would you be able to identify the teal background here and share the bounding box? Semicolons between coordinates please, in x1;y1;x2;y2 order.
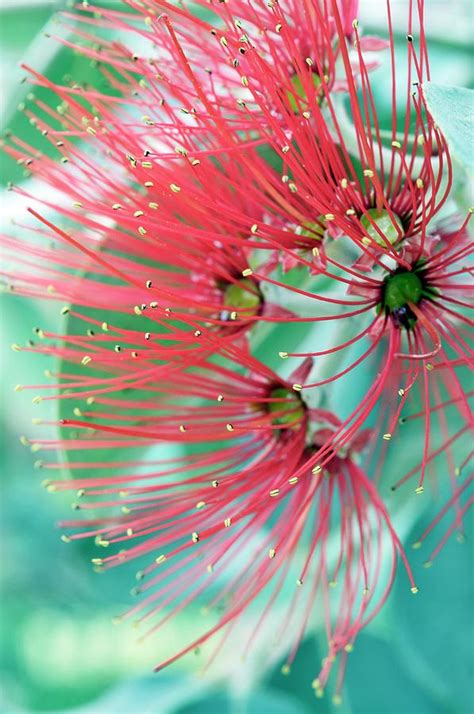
1;2;473;713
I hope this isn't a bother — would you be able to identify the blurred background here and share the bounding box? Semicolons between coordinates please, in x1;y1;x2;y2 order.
1;1;473;713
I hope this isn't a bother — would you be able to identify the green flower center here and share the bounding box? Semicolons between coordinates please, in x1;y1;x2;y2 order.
286;72;322;114
381;269;425;330
383;270;423;312
361;209;404;247
267;387;305;427
223;278;261;316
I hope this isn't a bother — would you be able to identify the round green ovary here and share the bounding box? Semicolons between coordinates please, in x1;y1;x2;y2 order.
223;278;261;315
384;271;423;312
361;209;404;247
268;388;305;427
287;72;322;113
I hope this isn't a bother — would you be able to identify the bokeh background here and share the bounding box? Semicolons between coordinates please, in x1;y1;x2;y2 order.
1;1;473;713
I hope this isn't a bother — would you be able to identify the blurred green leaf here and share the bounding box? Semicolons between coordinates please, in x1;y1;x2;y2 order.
390;515;474;714
422;82;474;176
343;634;445;714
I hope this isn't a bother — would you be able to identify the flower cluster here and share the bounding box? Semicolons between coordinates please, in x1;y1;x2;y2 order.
2;0;472;703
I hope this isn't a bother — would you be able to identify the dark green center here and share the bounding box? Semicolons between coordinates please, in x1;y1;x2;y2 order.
223;278;261;316
380;269;425;330
268;387;305;427
383;271;423;312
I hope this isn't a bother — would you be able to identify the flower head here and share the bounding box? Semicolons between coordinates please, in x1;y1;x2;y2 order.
36;353;415;700
2;0;472;702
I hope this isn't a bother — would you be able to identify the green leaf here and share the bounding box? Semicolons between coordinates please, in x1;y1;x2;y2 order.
422;82;474;176
343;634;444;714
391;514;474;713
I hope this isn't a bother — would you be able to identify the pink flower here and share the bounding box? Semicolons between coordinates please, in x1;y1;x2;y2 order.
37;356;414;701
1;0;472;702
